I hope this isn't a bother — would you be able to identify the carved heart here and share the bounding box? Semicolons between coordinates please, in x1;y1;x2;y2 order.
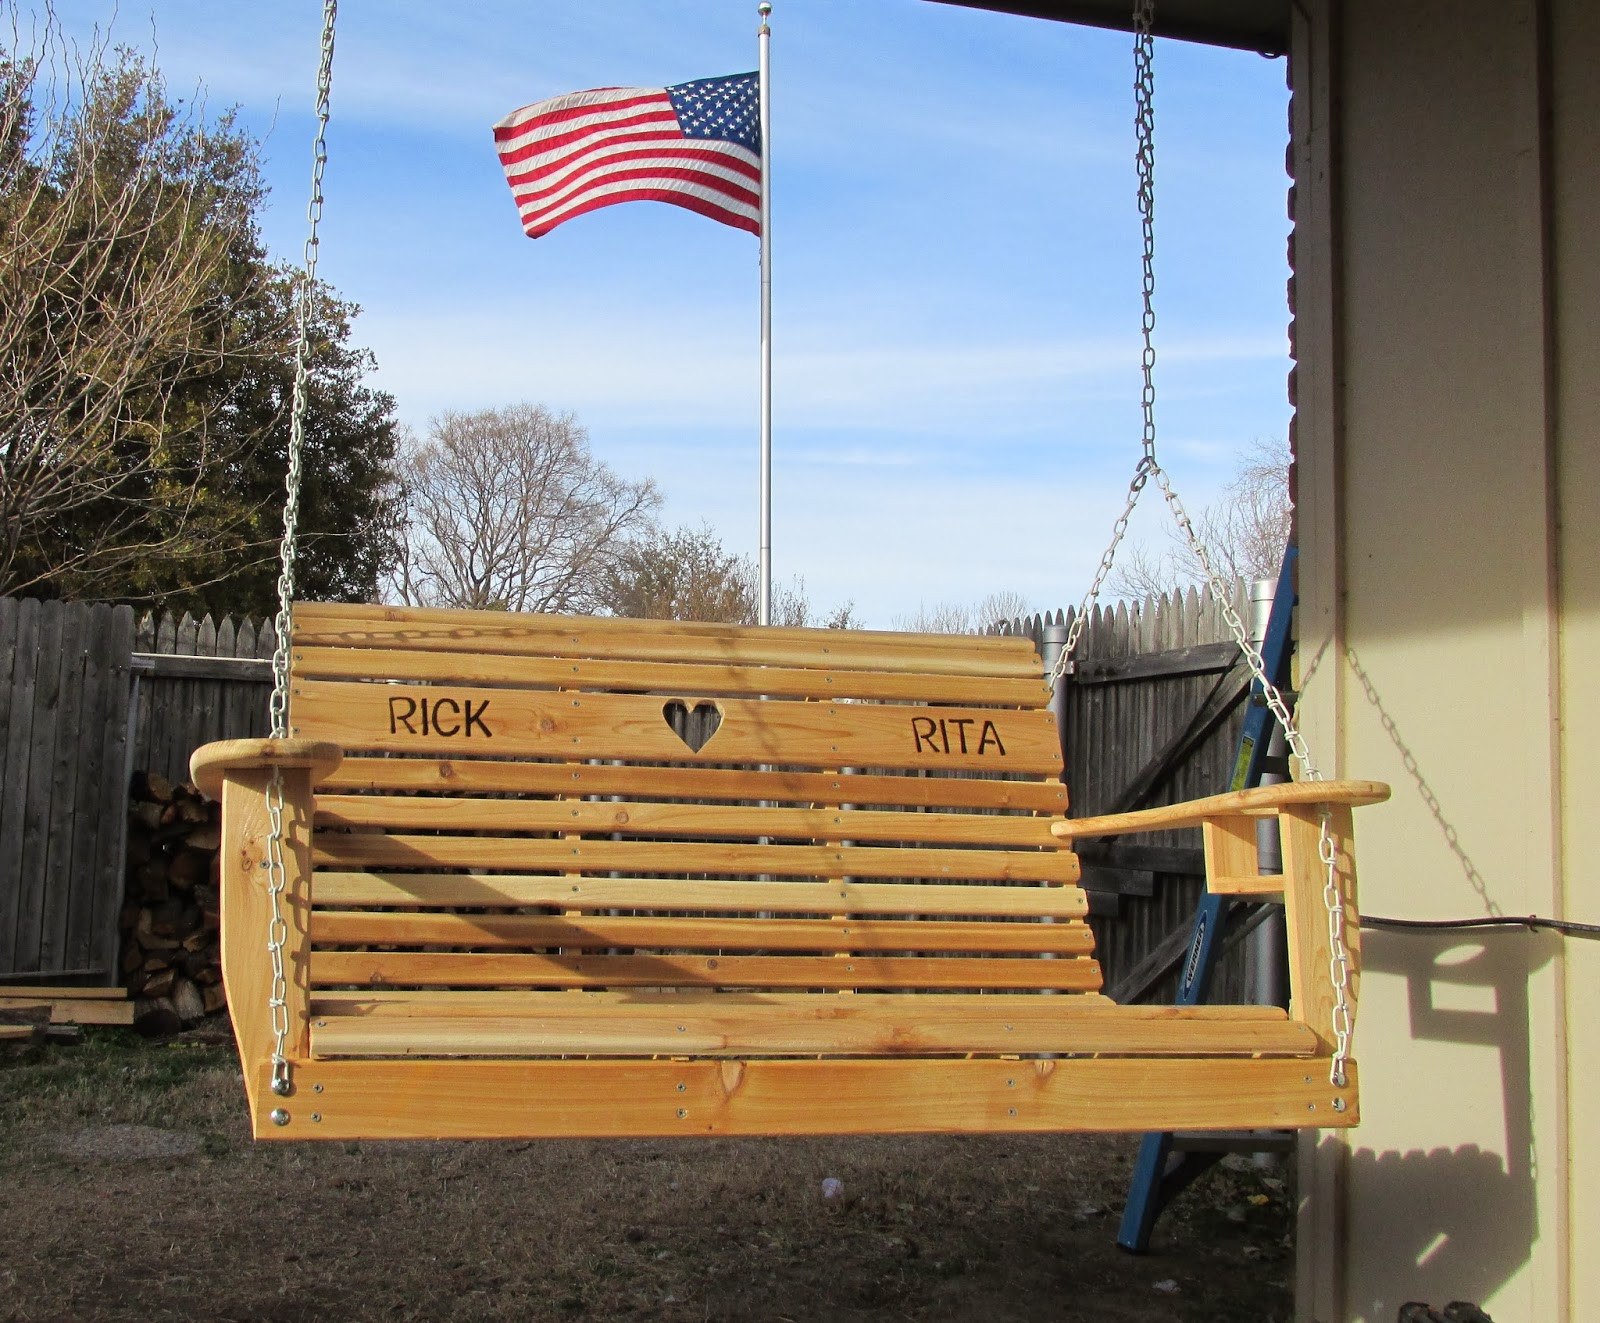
662;700;723;753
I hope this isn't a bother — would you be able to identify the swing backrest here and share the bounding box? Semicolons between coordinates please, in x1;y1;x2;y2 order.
287;601;1101;1025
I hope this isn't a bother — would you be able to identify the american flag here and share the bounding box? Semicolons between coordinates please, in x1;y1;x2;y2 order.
493;72;762;239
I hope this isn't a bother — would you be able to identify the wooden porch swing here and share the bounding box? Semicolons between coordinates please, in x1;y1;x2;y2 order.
191;0;1389;1141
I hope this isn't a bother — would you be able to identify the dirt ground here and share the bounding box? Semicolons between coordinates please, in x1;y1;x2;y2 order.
0;1027;1296;1322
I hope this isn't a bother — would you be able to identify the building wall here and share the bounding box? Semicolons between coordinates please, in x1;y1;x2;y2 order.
1293;1;1594;1318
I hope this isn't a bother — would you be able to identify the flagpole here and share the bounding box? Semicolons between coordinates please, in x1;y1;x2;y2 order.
757;1;773;626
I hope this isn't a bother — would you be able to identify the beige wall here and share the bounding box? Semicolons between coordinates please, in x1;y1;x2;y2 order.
1292;1;1594;1319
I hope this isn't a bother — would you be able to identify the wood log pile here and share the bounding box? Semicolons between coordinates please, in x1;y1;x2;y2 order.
121;771;226;1030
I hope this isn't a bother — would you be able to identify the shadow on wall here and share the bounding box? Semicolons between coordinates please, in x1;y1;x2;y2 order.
1324;924;1557;1322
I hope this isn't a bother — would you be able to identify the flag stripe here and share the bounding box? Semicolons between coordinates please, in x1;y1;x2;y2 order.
494;74;762;240
518;174;761;237
506;138;761;197
511;149;761;214
521;185;761;240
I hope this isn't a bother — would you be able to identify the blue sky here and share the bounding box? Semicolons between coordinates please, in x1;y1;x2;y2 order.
51;1;1291;627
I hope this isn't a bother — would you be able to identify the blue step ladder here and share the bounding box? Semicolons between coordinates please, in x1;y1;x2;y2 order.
1115;545;1298;1254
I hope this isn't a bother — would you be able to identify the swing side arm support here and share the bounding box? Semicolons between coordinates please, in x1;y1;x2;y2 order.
1054;780;1386;1056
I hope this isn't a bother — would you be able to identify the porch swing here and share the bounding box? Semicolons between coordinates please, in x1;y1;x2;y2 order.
190;0;1389;1141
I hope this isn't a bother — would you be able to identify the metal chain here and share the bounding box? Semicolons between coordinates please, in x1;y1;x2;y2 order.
263;0;337;1100
1052;0;1354;1091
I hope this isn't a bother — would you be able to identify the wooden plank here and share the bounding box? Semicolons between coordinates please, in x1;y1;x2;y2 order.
292;601;1046;677
290;681;1064;774
1053;780;1392;839
1073;641;1240;685
242;1056;1360;1140
1282;804;1360;1053
294;646;1050;708
85;606;135;982
130;653;272;682
0;1025;34;1041
319;756;1070;814
218;764;318;1120
40;602;90;975
1203;814;1264;892
316;794;1066;849
14;601;65;975
310;949;1104;992
308;992;1320;1058
27;999;134;1026
309;911;1098;956
312;833;1082;885
0;985;128;999
0;596;24;975
311;872;1090;918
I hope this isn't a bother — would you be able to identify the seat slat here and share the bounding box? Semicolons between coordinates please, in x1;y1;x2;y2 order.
295;646;1051;707
312;834;1082;884
291;681;1062;773
310;950;1104;991
317;794;1064;848
309;911;1097;955
292;602;1046;677
311;873;1090;918
319;757;1070;814
308;993;1319;1059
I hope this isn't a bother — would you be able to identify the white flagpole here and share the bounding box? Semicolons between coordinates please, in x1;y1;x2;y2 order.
757;2;773;626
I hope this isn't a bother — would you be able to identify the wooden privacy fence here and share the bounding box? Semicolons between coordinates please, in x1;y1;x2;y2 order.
1;588;1259;991
995;581;1263;999
0;599;136;983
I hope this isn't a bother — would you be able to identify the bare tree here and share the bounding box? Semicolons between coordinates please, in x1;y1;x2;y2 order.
388;404;659;613
0;14;272;597
893;589;1033;634
599;520;857;628
1109;437;1291;598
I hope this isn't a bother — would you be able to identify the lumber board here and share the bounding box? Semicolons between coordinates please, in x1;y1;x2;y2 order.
291;601;1046;677
312;834;1082;885
315;794;1065;849
290;681;1063;773
0;996;133;1025
243;1056;1360;1139
1052;779;1391;839
319;756;1070;814
1282;804;1361;1050
310;949;1104;992
0;985;127;999
310;872;1090;918
293;645;1051;708
0;1024;35;1041
308;991;1320;1058
309;911;1097;956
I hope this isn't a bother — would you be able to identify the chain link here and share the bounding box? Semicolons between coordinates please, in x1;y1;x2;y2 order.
262;0;337;1098
1055;0;1354;1091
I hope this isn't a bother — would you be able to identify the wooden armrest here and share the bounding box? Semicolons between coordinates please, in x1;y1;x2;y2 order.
1051;779;1390;841
190;738;344;800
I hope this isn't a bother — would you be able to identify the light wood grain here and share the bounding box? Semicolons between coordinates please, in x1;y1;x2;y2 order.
217;764;316;1117
290;681;1063;773
315;794;1066;849
292;601;1045;677
243;1055;1360;1139
1051;779;1391;839
309;872;1091;918
190;738;343;800
1282;804;1361;1051
293;645;1051;707
308;992;1320;1058
311;834;1082;885
308;911;1097;955
309;949;1104;992
318;756;1070;814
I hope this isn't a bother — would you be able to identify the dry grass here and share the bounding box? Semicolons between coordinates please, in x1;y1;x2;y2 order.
0;1028;1295;1321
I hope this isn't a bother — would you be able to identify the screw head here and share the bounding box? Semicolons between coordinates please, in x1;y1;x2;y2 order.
269;1109;290;1127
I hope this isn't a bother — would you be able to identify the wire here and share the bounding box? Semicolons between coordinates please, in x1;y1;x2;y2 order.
1361;913;1600;939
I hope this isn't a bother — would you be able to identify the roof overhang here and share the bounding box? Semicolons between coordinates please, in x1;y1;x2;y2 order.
923;1;1289;55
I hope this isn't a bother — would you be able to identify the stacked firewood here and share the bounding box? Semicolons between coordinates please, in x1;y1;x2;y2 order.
121;771;226;1028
